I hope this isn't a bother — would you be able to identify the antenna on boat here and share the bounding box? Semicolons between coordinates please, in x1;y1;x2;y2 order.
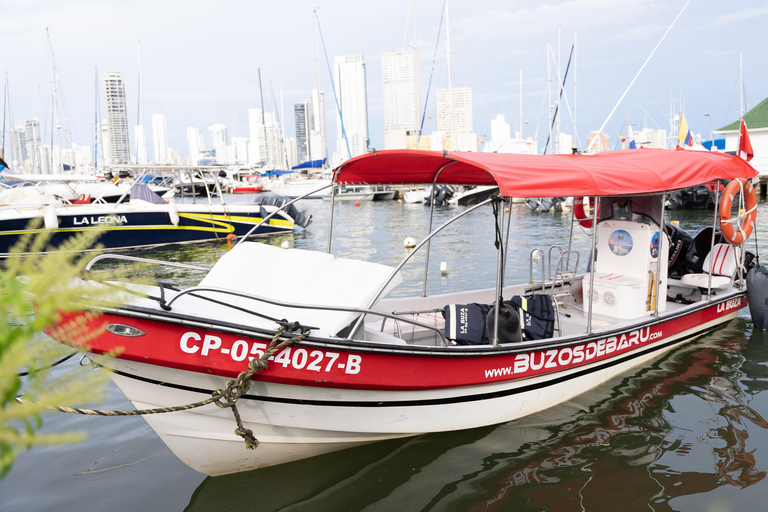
586;0;691;153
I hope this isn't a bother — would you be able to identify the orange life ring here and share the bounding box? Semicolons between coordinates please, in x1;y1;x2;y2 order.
719;178;757;245
573;197;597;228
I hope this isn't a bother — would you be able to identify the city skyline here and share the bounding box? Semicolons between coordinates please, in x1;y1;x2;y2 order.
3;1;768;168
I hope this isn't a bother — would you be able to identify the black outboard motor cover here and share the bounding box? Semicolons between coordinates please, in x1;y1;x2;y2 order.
486;304;523;344
665;222;693;277
747;266;768;331
685;227;723;274
253;193;312;228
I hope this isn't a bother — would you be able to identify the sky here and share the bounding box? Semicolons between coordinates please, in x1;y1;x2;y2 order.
3;0;768;161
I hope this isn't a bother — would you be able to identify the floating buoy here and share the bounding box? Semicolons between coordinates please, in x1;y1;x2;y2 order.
403;237;417;248
440;261;448;275
354;201;360;207
281;240;290;250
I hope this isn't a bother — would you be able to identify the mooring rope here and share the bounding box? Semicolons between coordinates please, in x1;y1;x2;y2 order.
15;323;312;450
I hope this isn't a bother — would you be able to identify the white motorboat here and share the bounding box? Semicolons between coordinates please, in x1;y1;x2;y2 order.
322;184;395;201
49;149;762;476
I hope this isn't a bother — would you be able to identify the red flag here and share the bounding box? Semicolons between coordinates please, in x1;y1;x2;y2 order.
739;118;754;162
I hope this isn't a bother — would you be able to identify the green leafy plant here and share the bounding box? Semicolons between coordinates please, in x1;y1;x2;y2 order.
0;223;120;477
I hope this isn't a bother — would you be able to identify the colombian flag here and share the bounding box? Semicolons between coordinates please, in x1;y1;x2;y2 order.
677;113;693;147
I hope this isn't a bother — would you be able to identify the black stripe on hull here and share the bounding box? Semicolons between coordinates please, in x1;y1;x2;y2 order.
0;210;290;253
109;321;721;409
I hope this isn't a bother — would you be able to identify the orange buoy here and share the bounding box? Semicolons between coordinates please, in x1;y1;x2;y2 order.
355;201;360;207
719;178;757;245
573;196;597;228
226;233;238;248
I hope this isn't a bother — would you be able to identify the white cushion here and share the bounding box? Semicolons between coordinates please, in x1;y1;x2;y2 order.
702;244;737;277
680;273;732;290
197;242;402;336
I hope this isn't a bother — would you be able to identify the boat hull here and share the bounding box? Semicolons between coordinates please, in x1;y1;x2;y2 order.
63;292;746;475
0;203;293;255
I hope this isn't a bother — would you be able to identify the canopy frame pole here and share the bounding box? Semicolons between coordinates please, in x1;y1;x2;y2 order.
586;196;599;334
502;196;513;285
655;193;666;317
422;161;458;297
351;196;495;339
327;167;341;253
492;196;506;346
707;181;720;300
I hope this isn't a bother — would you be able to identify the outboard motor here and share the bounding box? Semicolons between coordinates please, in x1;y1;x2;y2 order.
253;193;313;228
665;222;693;278
538;197;554;212
425;185;454;206
747;266;768;331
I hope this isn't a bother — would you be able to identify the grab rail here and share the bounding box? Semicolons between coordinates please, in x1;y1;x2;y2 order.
84;254;211;272
163;285;449;347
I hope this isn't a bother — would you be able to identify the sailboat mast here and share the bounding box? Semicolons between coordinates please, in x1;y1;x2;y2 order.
47;28;63;174
258;68;269;165
136;41;143;165
546;41;552;154
574;29;577;148
445;0;455;150
519;69;523;139
739;49;744;117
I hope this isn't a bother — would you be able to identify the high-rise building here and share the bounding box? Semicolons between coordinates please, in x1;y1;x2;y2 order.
187;127;205;165
152;113;169;164
209;124;228;164
308;90;327;163
134;125;148;165
248;109;282;167
232;137;249;164
436;87;475;151
294;103;309;165
103;71;131;164
333;54;369;164
382;50;421;149
437;87;472;134
587;131;610;153
25;119;41;173
11;126;27;168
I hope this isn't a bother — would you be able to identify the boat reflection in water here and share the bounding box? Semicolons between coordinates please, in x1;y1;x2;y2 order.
185;321;768;511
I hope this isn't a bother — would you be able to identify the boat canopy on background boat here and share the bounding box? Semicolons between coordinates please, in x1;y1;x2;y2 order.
333;149;757;197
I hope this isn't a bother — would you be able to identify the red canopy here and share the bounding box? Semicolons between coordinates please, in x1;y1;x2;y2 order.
333;149;757;198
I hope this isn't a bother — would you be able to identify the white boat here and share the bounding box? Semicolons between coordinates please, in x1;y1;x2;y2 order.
49;149;762;476
322;184;395;201
270;177;332;199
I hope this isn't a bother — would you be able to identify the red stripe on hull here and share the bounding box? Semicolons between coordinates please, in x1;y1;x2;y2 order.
54;295;746;392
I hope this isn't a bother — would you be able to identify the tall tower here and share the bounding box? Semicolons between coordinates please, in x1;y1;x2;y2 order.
134;125;148;165
294;103;309;165
24;119;41;173
436;87;475;150
152;113;169;164
103;71;131;164
247;109;282;167
308;90;327;163
382;50;421;149
187;127;205;165
208;123;228;163
333;54;369;163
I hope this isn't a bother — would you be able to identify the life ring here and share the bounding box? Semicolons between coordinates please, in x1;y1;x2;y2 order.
573;197;597;228
719;178;757;245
